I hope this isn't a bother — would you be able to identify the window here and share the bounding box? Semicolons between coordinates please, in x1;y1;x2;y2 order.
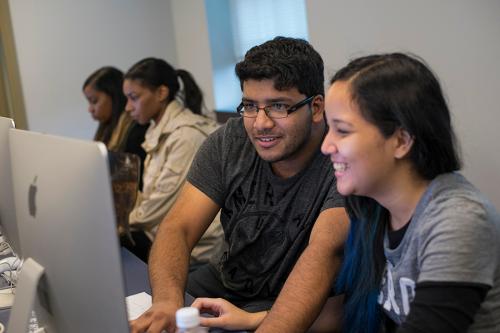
230;0;308;60
205;0;309;112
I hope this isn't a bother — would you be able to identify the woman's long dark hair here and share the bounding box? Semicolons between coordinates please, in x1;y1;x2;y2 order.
124;58;205;115
332;53;461;333
83;66;126;144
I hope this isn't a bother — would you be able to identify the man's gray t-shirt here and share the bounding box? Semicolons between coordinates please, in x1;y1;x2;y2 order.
187;118;344;299
378;172;500;332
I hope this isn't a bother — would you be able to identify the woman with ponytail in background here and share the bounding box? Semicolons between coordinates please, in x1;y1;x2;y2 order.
123;58;222;265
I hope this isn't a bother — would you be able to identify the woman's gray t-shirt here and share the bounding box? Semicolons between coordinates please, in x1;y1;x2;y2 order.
379;172;500;332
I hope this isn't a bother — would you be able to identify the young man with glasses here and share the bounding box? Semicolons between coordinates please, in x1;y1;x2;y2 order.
130;37;348;333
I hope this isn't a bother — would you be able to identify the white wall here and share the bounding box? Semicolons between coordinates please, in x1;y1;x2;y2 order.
169;0;215;113
307;0;500;209
9;0;177;139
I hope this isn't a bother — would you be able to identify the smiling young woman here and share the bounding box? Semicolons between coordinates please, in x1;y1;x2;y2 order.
322;53;500;333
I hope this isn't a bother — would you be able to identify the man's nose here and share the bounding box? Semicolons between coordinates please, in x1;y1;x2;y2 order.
253;108;275;130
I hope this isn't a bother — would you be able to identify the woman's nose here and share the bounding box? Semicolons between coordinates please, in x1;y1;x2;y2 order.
125;100;133;112
321;130;338;156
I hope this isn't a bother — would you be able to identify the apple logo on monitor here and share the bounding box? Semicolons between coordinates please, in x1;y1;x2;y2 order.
29;175;38;218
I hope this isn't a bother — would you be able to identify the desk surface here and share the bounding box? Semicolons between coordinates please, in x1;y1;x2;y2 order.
121;247;151;296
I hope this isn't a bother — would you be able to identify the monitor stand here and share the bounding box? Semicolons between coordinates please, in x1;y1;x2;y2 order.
8;258;46;333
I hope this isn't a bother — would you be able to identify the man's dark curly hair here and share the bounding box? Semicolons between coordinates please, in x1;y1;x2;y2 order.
235;36;324;97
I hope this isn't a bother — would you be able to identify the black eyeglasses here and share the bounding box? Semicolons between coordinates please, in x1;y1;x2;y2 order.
236;95;315;119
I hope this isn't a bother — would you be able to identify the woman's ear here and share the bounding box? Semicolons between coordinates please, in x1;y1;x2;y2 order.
156;85;170;103
394;128;414;159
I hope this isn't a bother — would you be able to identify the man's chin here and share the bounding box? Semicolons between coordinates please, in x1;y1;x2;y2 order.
255;149;285;163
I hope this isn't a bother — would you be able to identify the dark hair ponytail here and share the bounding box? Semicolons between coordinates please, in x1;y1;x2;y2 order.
125;58;205;115
175;69;204;115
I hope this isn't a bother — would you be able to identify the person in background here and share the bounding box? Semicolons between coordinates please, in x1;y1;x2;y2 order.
123;58;223;266
83;66;149;259
129;37;348;333
322;53;500;333
83;66;147;164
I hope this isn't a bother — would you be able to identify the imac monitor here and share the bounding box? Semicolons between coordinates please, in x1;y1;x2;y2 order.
0;116;22;257
8;129;130;332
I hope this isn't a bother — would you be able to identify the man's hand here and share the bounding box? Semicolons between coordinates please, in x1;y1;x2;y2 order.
129;301;179;333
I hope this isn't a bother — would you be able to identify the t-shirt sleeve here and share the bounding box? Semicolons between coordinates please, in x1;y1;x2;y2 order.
187;125;226;206
320;178;345;212
396;282;489;333
417;196;498;287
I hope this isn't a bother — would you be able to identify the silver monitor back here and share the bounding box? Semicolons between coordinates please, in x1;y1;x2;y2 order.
0;116;22;257
8;128;129;332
